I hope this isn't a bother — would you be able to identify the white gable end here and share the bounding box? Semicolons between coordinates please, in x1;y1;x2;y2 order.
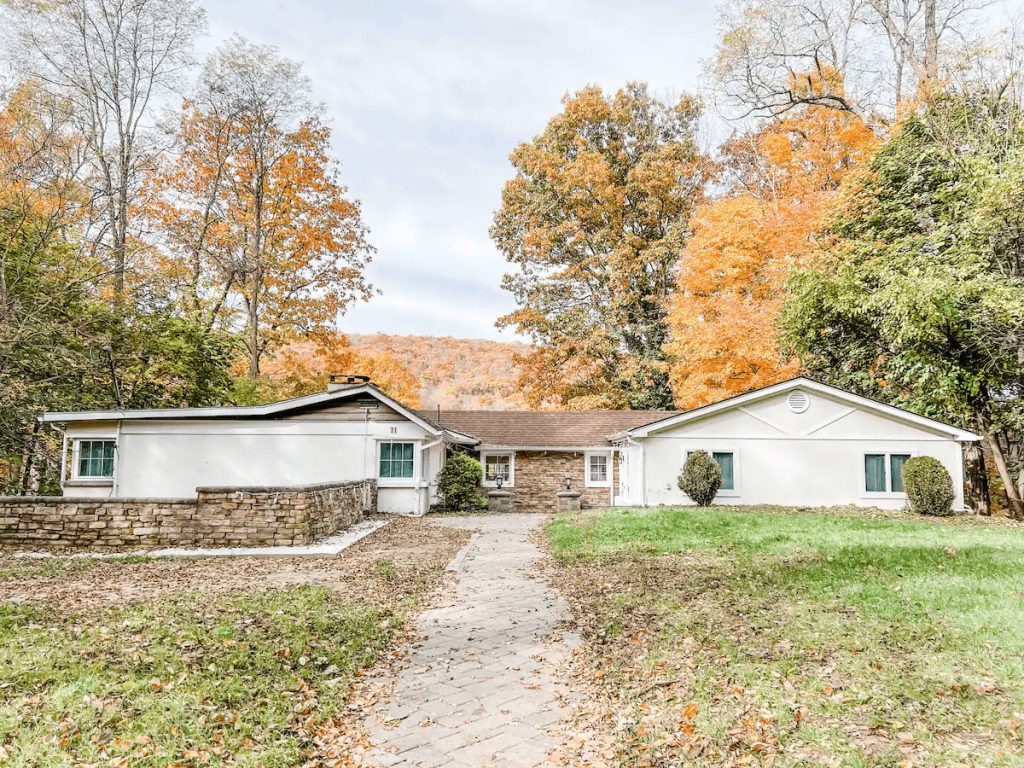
807;407;950;440
646;389;954;442
657;407;783;438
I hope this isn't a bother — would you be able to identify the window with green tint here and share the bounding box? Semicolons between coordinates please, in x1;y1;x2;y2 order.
890;454;911;492
379;442;414;479
78;439;115;478
712;452;735;491
865;454;886;492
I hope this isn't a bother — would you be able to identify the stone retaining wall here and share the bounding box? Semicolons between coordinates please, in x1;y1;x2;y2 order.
0;480;377;550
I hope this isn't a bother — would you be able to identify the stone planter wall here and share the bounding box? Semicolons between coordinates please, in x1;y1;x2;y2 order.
0;479;376;550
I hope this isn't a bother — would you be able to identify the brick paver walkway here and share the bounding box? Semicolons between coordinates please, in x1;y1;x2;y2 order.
364;514;575;767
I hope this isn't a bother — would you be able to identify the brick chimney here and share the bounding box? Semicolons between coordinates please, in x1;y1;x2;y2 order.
328;374;371;392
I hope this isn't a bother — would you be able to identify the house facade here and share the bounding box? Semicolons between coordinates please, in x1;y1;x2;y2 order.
43;376;980;515
611;379;977;510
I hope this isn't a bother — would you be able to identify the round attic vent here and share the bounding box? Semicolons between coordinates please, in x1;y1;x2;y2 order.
787;390;810;413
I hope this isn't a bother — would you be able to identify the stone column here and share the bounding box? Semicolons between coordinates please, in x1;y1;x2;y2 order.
487;489;513;514
556;490;581;512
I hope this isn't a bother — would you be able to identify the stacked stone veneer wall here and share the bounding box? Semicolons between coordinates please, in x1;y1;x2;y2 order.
493;451;618;513
0;480;376;550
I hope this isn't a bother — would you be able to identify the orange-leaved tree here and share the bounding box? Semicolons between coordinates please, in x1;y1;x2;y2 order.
665;102;878;408
144;38;375;377
492;83;712;410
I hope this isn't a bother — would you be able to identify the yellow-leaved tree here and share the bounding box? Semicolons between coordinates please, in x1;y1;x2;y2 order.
665;100;879;408
492;83;712;410
144;37;375;378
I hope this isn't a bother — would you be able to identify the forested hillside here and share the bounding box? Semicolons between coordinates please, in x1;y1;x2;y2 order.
271;335;530;409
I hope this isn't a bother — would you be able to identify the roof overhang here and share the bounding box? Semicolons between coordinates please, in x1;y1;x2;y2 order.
42;384;447;437
621;377;982;442
442;429;479;446
475;445;615;452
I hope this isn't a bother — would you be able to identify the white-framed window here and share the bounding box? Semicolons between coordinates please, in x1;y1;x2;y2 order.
585;451;611;488
481;451;514;487
379;441;416;484
863;451;914;496
73;438;116;481
684;447;741;497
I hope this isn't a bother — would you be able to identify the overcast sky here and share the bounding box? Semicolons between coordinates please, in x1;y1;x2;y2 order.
200;0;1021;342
199;0;720;341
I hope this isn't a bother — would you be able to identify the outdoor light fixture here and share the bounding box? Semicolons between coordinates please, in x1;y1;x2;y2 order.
496;475;504;490
565;476;572;491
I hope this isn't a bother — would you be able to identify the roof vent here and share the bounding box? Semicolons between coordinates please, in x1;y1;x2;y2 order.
787;390;810;414
328;374;371;392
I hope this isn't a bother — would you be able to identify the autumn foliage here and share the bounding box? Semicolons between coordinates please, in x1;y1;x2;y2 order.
144;100;374;376
256;337;420;407
492;83;711;410
665;105;879;408
268;334;530;409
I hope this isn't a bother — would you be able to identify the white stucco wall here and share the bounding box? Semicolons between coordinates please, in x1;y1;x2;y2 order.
623;389;968;510
63;417;444;515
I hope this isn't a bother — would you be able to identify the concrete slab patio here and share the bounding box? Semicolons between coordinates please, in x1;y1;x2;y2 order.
364;514;577;768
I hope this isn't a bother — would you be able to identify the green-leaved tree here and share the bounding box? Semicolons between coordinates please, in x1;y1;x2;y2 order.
782;89;1024;517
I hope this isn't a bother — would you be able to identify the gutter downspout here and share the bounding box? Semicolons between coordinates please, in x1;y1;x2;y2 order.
112;420;123;498
364;409;371;480
59;431;68;494
610;448;617;507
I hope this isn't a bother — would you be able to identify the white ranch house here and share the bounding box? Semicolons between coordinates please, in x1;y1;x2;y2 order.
44;376;979;514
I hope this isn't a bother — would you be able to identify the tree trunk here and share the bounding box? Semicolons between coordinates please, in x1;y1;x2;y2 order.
114;146;131;296
963;442;990;515
922;0;938;93
979;420;1024;519
19;419;41;496
248;163;266;379
248;275;260;378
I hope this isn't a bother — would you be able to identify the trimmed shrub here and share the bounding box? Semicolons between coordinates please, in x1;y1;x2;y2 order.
678;450;722;507
435;453;484;511
902;456;955;516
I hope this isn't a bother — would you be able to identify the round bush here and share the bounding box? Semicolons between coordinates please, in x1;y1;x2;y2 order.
902;456;955;516
678;450;722;507
435;453;484;511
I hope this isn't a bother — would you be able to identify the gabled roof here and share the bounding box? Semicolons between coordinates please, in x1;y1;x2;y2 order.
42;383;458;439
617;377;981;441
418;410;684;448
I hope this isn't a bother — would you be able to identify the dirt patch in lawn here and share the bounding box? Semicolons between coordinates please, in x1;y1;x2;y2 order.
0;517;471;612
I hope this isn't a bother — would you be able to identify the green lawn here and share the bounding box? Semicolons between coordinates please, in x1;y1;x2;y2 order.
548;506;1024;767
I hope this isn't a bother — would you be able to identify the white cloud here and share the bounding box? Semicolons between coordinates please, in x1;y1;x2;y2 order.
200;0;722;339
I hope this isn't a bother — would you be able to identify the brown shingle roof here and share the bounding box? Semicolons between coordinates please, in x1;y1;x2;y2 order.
416;410;684;448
